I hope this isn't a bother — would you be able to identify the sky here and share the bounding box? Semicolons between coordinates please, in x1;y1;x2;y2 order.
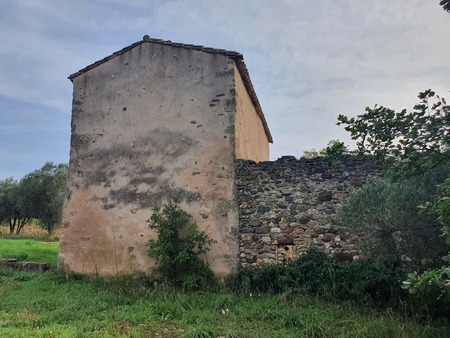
1;0;449;180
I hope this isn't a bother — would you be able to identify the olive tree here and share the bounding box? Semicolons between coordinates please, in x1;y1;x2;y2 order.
339;174;448;270
0;178;31;234
0;162;68;235
337;90;450;269
21;162;69;235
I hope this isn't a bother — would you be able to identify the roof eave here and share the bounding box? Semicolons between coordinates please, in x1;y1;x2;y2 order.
235;60;273;143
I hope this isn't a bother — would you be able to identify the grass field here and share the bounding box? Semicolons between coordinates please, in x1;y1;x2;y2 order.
0;268;449;338
0;236;448;337
0;238;59;264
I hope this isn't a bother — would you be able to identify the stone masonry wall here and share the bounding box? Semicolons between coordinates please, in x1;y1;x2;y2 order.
236;155;380;268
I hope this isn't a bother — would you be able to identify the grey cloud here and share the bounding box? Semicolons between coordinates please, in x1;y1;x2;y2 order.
0;0;449;177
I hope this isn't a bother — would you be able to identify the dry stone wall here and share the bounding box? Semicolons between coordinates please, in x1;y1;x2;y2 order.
236;155;380;268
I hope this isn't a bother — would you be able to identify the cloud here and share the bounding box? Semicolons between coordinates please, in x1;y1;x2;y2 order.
0;0;449;177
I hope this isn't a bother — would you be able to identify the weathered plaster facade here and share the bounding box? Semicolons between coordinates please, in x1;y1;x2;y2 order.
234;67;270;162
60;37;272;277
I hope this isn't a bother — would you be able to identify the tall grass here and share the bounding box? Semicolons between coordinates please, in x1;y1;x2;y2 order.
0;223;60;241
0;268;448;337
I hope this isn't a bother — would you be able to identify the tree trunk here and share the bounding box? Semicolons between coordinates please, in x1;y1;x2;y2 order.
9;217;16;235
16;217;29;235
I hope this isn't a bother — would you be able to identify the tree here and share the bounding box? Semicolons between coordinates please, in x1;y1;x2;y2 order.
339;173;449;271
0;162;69;235
0;178;31;234
301;149;320;159
320;139;350;164
337;89;450;269
302;140;349;160
337;89;450;176
21;162;69;235
441;0;450;13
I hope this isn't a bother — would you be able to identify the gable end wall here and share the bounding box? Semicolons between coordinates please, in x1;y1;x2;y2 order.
60;43;241;277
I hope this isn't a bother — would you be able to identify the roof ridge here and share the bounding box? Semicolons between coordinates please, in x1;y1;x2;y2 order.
69;36;243;80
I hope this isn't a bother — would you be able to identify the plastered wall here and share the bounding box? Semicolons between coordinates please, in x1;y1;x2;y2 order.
234;67;270;162
60;43;242;277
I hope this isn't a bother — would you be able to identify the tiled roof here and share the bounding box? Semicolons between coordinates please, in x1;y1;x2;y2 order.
69;36;273;143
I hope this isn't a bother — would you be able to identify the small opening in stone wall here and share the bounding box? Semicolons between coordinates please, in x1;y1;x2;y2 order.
276;240;298;264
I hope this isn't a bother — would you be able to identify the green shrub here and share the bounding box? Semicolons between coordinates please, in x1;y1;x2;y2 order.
233;250;403;306
339;259;403;304
147;202;215;289
338;176;448;271
402;266;450;320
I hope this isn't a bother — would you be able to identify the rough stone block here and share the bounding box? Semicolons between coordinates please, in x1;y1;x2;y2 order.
261;236;271;244
248;219;261;227
317;191;332;201
257;205;271;213
299;216;310;224
254;227;269;234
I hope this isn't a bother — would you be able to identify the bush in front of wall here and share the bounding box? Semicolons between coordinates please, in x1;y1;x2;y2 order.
147;202;215;290
233;250;403;306
402;266;450;320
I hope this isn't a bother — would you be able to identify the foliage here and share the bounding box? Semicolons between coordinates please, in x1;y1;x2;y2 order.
0;163;68;235
301;148;320;159
338;174;448;271
441;0;450;13
1;267;448;337
420;178;450;246
233;250;403;306
302;139;349;162
337;89;450;318
337;89;450;256
337;89;450;176
20;162;69;234
147;202;215;289
320;139;349;164
0;178;31;234
402;266;450;319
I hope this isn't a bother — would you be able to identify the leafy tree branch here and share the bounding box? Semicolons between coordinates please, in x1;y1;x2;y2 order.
337;89;450;176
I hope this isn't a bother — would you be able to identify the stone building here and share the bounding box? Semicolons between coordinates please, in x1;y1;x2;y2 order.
59;36;272;277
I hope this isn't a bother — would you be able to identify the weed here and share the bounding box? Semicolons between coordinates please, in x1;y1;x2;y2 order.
147;202;215;290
